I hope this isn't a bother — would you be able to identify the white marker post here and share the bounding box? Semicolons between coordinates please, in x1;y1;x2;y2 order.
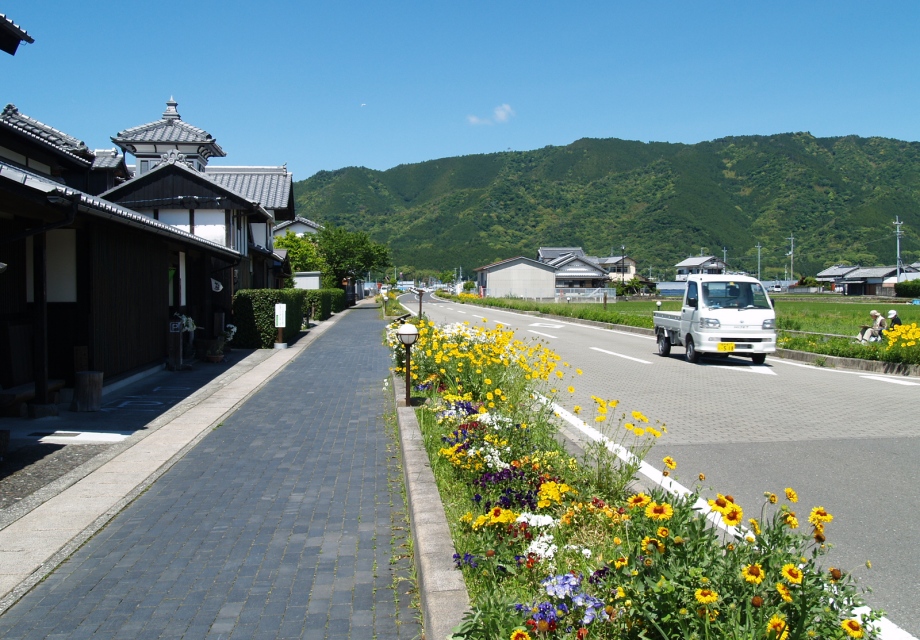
274;303;287;349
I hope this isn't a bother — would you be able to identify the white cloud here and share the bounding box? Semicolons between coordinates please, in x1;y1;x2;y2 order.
467;104;515;126
493;103;514;123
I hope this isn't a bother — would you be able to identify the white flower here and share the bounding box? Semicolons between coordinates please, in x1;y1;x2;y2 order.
526;533;557;560
516;513;557;528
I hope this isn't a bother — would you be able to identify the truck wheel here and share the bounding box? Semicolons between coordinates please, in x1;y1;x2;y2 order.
657;333;671;357
751;353;766;365
685;336;700;364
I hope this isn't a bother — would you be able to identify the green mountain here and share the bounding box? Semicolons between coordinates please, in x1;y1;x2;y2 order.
292;133;920;280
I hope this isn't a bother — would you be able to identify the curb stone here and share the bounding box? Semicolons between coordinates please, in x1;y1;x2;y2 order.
392;374;469;640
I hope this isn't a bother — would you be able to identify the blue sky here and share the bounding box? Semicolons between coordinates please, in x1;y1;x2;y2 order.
4;2;919;182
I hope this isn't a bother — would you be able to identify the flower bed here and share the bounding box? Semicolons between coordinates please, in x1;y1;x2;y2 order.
386;318;879;639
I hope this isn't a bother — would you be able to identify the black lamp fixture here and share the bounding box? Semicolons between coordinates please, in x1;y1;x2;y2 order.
396;322;419;406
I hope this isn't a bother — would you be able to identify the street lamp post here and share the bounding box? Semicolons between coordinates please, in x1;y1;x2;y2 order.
396;322;419;407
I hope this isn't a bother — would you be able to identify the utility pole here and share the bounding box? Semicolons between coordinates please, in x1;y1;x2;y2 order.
786;234;795;281
894;216;904;282
755;243;762;281
722;246;727;268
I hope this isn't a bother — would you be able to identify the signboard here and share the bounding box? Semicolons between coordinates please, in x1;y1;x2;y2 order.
169;321;182;333
275;303;286;328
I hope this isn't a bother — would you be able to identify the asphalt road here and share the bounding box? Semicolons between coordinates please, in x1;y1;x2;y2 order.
408;293;920;638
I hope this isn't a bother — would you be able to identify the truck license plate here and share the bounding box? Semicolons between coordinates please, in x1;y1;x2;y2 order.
717;343;735;352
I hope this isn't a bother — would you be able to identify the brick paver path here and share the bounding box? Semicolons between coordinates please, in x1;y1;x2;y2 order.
0;306;419;639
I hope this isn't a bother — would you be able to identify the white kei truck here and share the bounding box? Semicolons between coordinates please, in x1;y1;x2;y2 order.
653;274;777;364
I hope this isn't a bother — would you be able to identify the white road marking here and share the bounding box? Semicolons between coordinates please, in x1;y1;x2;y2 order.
530;322;564;328
590;347;652;364
528;330;558;339
547;396;916;640
773;358;920;384
860;375;920;386
711;364;777;375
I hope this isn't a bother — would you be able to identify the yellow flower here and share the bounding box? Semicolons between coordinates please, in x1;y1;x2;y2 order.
785;487;798;503
808;506;833;526
614;556;628;569
656;526;669;538
573;405;582;414
511;630;531;640
841;619;864;638
576;368;583;375
767;614;789;640
722;504;743;527
567;385;575;393
781;563;803;584
741;563;765;584
694;588;718;605
776;582;793;603
644;501;674;521
631;410;649;423
627;493;651;509
662;456;677;470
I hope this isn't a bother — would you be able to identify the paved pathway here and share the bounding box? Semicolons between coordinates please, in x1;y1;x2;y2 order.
0;305;419;639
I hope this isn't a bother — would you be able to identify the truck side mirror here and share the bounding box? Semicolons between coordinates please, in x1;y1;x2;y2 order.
687;297;698;308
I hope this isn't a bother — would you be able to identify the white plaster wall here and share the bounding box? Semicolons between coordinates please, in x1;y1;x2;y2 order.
195;209;226;245
159;210;190;233
487;263;555;298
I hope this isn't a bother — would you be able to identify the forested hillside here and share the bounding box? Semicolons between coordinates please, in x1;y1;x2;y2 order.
292;133;920;279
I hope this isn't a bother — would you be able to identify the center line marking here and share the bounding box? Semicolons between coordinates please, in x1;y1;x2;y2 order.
590;347;652;364
528;330;558;339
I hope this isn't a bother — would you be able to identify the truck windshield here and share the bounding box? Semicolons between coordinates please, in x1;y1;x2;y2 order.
701;281;771;309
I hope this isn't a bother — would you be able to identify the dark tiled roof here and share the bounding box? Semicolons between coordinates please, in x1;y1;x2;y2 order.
0;158;240;259
274;216;323;232
816;265;859;278
205;166;292;211
112;99;226;159
91;148;127;171
1;104;93;164
538;247;584;262
1;13;34;55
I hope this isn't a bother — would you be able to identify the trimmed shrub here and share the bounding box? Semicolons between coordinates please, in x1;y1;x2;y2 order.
300;288;346;321
895;280;920;298
231;289;307;348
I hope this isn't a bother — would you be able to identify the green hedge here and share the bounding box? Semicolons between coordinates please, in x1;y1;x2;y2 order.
301;289;346;321
231;289;307;348
895;280;920;298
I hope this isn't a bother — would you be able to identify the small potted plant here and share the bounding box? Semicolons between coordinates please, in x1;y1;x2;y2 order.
222;324;237;353
206;336;225;363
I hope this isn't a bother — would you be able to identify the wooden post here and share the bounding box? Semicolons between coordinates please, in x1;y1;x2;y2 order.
71;371;104;412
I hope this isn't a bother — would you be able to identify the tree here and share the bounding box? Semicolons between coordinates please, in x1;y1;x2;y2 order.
316;225;391;289
274;231;327;274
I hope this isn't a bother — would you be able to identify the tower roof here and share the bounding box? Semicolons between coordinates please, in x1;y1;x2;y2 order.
111;98;226;160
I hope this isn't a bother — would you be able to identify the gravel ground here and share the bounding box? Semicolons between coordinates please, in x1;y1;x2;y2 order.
0;444;113;511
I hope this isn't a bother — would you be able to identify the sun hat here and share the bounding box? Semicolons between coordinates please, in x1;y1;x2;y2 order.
870;310;879;317
888;310;897;319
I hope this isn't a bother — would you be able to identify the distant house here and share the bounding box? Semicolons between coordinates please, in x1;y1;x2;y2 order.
474;257;556;298
835;266;918;296
674;256;726;281
0;12;33;56
596;254;637;283
815;265;859;292
274;215;323;238
536;247;608;289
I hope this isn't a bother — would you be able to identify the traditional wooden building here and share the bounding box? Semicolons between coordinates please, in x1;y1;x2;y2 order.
0;12;33;56
104;100;294;299
537;247;609;289
1;106;242;414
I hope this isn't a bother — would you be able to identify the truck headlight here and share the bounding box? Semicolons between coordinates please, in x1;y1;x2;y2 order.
699;317;720;329
762;318;776;330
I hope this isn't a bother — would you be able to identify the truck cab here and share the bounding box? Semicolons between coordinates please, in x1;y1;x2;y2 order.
654;275;776;364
